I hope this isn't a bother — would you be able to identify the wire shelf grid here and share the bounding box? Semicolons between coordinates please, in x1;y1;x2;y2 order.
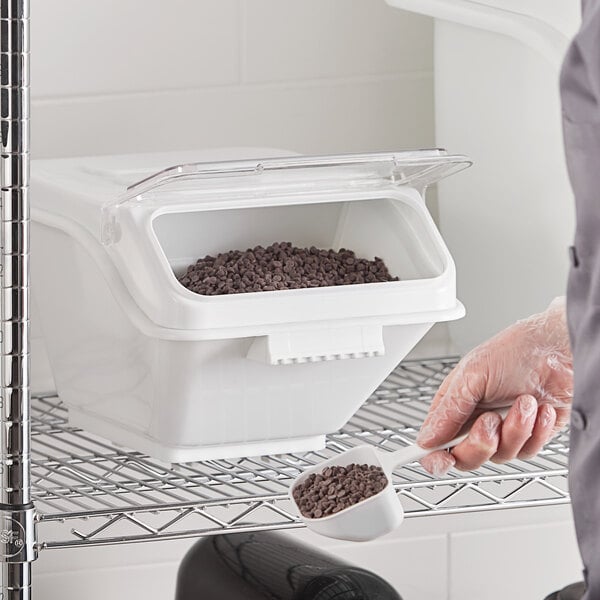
32;357;570;550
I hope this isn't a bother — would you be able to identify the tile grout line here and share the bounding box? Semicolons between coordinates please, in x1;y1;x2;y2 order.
239;0;248;85
447;531;452;600
30;70;435;105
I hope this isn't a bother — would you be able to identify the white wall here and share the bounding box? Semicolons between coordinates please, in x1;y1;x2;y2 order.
28;3;583;599
30;0;434;159
36;505;581;600
29;2;442;599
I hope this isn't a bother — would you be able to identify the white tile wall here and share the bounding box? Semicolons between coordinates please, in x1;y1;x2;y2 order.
242;0;432;82
27;3;583;600
450;521;582;599
24;0;579;600
28;3;440;599
37;563;179;600
31;0;240;97
31;74;433;158
30;0;434;159
34;505;581;600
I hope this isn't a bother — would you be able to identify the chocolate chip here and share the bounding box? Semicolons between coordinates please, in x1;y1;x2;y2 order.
293;463;388;519
177;243;399;296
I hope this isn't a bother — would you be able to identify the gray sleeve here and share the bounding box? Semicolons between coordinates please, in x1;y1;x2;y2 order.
561;1;600;123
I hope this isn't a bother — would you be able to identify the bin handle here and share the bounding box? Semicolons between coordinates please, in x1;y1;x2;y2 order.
246;325;385;366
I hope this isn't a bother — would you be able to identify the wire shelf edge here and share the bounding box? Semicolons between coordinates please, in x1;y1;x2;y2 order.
32;357;570;550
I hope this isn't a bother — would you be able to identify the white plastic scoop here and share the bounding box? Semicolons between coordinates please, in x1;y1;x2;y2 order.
289;407;509;542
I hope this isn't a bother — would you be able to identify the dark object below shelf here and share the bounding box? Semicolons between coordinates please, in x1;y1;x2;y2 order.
175;530;402;600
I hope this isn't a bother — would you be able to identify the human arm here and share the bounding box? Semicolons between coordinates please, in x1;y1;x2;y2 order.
417;297;572;475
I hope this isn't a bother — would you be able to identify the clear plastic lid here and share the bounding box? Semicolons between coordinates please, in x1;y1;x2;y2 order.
101;149;471;245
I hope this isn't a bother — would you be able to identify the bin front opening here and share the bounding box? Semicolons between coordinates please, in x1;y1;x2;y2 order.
151;196;446;295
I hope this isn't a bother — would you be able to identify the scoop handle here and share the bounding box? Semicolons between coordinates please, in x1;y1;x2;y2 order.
378;406;511;473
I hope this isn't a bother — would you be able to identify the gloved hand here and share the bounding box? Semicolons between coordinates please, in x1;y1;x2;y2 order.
417;297;573;476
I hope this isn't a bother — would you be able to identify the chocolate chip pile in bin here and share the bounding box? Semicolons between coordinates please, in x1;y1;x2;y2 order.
178;242;399;295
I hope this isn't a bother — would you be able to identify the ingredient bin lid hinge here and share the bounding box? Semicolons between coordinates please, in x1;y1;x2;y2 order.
101;149;472;245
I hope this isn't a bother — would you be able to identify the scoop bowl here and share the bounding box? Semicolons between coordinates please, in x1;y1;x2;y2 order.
290;407;511;541
289;446;404;542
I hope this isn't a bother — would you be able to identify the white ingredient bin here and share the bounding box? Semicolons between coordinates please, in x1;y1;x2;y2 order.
30;148;470;463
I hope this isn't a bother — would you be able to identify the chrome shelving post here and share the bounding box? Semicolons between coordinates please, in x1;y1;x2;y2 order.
0;0;36;599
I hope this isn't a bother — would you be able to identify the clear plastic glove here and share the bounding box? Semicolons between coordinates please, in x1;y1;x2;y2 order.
417;297;573;476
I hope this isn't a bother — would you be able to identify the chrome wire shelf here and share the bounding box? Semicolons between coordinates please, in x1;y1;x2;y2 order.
32;357;570;550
